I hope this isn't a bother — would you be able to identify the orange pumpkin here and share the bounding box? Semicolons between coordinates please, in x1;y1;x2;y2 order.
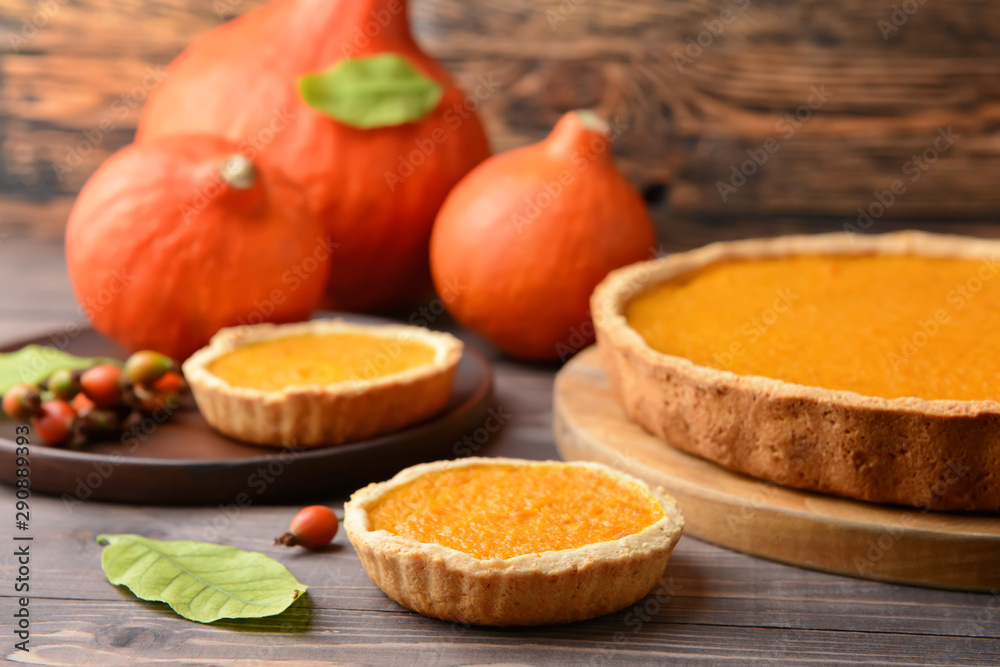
65;135;329;361
430;111;657;361
136;0;491;312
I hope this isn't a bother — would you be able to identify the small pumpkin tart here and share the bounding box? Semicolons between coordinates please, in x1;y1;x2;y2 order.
182;320;463;447
592;230;1000;511
344;457;684;626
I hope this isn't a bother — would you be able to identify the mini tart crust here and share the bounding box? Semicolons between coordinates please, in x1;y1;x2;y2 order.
344;457;684;626
592;230;1000;512
182;319;463;448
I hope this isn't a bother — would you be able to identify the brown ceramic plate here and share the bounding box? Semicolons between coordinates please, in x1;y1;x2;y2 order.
0;315;493;505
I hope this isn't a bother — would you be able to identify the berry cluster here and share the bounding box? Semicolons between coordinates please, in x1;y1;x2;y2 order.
2;351;187;446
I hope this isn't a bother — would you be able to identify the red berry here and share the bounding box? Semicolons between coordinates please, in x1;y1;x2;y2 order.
32;399;77;446
2;384;42;421
80;365;123;407
275;505;338;550
124;351;175;386
153;371;187;394
72;392;96;415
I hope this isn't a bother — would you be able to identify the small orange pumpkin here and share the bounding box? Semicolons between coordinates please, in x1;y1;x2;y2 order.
65;135;329;360
430;111;657;361
137;0;491;312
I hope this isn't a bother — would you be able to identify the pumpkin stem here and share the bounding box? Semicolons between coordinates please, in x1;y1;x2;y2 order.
546;109;613;160
218;155;256;190
574;109;610;134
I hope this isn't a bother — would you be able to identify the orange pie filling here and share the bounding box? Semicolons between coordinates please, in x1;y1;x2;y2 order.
626;255;1000;402
206;332;437;391
366;463;665;560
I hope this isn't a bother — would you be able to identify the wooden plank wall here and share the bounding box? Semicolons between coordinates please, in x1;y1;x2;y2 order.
0;0;265;238
3;0;1000;239
413;0;1000;219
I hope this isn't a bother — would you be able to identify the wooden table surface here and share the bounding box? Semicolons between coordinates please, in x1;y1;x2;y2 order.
2;237;999;666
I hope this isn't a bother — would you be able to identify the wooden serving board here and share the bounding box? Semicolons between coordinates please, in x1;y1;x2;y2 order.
0;315;493;505
554;346;1000;592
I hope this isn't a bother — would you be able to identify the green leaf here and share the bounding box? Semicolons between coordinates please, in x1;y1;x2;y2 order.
299;53;443;129
97;534;307;624
0;345;121;396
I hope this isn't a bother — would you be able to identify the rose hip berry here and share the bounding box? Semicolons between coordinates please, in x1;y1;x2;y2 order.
72;392;96;415
32;399;77;446
153;371;187;394
80;364;124;407
124;351;175;386
275;505;339;550
47;368;83;400
2;384;42;421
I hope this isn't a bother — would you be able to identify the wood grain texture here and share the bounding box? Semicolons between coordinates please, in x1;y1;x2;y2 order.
413;0;1000;219
5;0;1000;240
2;239;1000;664
0;0;269;238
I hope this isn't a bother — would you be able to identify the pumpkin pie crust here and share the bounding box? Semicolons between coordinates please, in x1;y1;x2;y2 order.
592;231;1000;512
183;319;463;447
344;457;684;626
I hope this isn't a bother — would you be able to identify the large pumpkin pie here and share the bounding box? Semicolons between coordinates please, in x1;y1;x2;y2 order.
592;231;1000;511
344;457;684;626
183;319;463;447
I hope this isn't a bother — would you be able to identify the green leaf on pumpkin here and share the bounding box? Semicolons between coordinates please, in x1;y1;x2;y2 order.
299;53;443;129
97;534;308;624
